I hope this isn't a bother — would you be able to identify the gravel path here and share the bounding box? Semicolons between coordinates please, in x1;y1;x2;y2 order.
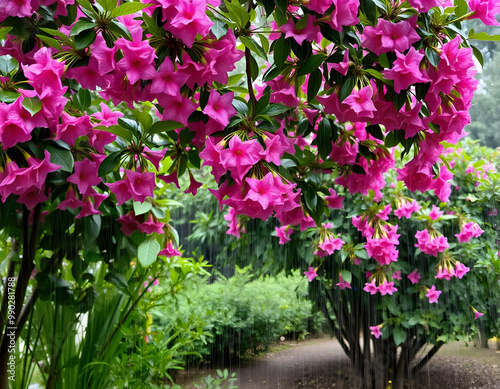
177;337;500;389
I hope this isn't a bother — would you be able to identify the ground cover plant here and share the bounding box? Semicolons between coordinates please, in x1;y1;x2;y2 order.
0;0;500;388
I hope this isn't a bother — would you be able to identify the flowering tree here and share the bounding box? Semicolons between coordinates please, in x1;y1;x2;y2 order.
0;0;499;387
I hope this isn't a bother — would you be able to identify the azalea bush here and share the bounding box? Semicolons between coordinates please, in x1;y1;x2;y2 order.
1;0;500;388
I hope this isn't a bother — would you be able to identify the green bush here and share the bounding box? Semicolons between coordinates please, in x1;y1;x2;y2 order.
151;267;325;365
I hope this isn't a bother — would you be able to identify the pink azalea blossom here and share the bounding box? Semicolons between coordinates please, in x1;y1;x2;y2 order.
363;279;378;295
455;262;470;279
167;0;213;48
336;274;351;290
378;281;397;296
317;235;344;256
159;241;182;258
394;199;421;219
67;159;101;196
116;36;157;85
428;204;444;220
220;135;262;183
369;325;383;339
327;0;360;31
203;91;237;127
468;0;500;25
383;47;430;93
343;86;377;117
474;310;484;320
455;222;484;243
426;285;442;304
392;271;402;280
324;188;344;209
304;267;318;282
275;225;293;245
408;269;421;284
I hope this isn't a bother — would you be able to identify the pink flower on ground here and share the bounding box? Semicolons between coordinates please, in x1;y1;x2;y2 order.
336;274;351;290
304;267;318;282
425;285;442;304
369;325;383;339
408;269;421;284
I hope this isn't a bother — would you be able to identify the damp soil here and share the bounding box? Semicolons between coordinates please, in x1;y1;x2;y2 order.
176;337;500;389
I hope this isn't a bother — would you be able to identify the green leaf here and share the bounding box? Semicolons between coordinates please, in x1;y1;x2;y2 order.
98;150;123;177
109;2;149;17
0;27;13;41
297;54;327;76
240;36;267;60
249;53;259;80
148;120;184;135
393;326;407;346
133;109;153;132
0;55;19;76
73;28;97;50
339;78;355;102
138;237;161;267
307;68;322;102
261;103;289;116
364;68;386;82
317;119;333;160
471;45;484;68
74;88;92;111
22;96;42;116
273;35;290;70
0;90;19;103
366;124;384;141
340;269;352;284
224;0;250;29
211;19;228;40
94;124;133;142
106;20;132;41
37;34;63;50
104;270;130;296
378;53;389;68
99;0;118;11
468;32;500;41
360;0;377;24
273;0;288;14
454;0;467;16
70;19;97;36
425;47;441;67
134;201;152;216
256;91;270;115
385;129;404;148
46;144;74;173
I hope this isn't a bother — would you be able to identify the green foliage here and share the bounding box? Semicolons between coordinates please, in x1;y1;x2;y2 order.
152;267;325;364
193;369;238;389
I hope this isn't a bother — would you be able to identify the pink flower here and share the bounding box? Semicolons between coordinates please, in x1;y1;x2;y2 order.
469;0;500;25
425;285;442;304
361;19;420;55
245;173;283;210
336;274;351;290
67;159;101;196
260;135;288;166
369;325;383;339
280;15;321;45
150;57;189;95
318;235;344;256
159;241;182;258
343;86;376;118
408;269;421;284
435;267;455;281
203;91;237;127
324;188;344;209
363;279;378;295
415;230;449;257
157;94;196;126
126;170;156;203
394;199;421;219
220;135;262;183
304;267;318;282
378;281;397;296
383;47;430;93
392;271;402;280
327;0;360;31
474;310;484;320
275;225;293;245
428;205;444;220
455;222;484;243
167;0;213;48
455;262;470;279
116;36;157;85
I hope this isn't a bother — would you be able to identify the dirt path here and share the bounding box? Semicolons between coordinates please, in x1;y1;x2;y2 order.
177;337;500;389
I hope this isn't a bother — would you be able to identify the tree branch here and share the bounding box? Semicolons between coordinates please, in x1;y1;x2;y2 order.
411;343;443;376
